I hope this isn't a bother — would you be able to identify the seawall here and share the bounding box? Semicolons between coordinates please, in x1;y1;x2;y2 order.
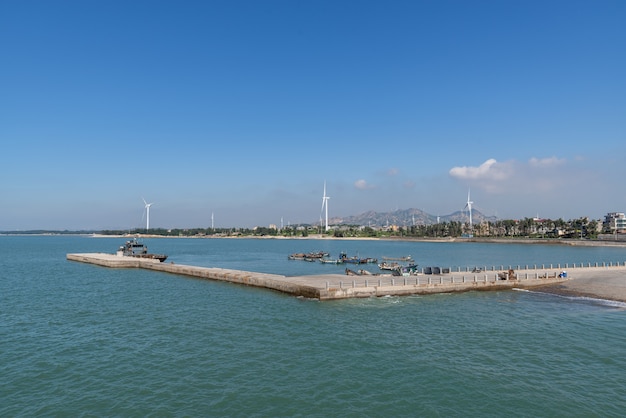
64;252;604;300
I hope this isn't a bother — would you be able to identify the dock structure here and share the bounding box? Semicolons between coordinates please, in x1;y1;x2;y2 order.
67;252;622;300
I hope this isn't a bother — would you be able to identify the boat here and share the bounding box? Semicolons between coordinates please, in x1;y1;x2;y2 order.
392;265;420;276
319;257;343;264
117;238;168;262
288;251;329;260
379;261;418;271
339;252;378;264
344;268;380;276
382;256;414;262
379;261;402;270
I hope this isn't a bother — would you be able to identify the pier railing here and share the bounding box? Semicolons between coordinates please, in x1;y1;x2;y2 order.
327;273;547;291
326;261;626;291
444;261;626;273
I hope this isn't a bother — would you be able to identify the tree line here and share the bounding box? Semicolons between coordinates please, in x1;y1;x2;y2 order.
96;216;603;240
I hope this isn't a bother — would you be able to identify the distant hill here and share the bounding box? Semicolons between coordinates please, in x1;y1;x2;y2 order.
327;208;498;227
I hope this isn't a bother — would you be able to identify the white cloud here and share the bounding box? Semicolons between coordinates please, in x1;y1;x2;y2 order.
449;156;575;196
354;179;375;190
529;157;565;167
449;159;510;181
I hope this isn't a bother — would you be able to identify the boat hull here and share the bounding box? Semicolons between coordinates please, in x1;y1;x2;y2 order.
130;254;168;262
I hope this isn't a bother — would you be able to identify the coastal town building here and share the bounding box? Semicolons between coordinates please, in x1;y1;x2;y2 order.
603;212;626;234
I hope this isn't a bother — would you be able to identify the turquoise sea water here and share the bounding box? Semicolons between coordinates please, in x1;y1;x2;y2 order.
2;236;626;417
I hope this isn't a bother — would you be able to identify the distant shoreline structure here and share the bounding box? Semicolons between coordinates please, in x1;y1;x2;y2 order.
81;233;626;248
4;232;626;248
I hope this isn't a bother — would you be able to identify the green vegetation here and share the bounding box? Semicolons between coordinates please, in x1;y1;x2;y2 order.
80;216;602;240
0;217;605;240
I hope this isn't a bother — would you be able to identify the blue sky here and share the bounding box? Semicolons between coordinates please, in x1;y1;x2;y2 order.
1;0;625;230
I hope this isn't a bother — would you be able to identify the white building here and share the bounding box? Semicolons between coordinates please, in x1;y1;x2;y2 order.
603;212;626;233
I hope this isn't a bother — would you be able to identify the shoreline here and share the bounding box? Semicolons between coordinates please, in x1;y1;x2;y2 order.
5;232;626;248
87;234;626;248
7;232;626;248
531;267;626;303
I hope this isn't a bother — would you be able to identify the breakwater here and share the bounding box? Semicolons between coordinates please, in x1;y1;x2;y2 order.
63;252;608;300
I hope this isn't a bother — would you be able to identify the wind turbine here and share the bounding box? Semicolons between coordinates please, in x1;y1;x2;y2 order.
464;189;473;234
321;181;330;232
142;197;154;231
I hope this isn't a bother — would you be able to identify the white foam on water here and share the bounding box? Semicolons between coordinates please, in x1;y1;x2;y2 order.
516;288;626;309
569;295;626;309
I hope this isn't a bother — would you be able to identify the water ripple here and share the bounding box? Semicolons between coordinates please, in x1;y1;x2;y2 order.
2;237;626;416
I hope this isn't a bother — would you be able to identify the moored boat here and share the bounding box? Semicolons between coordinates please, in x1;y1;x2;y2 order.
319;257;343;264
288;251;329;260
393;264;420;276
339;252;378;264
379;261;418;270
382;255;414;262
117;238;167;262
379;261;402;270
379;261;419;277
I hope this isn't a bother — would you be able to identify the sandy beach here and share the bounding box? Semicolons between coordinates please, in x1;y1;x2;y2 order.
533;267;626;302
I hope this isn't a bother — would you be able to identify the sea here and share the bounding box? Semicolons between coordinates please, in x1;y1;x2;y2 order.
2;235;626;417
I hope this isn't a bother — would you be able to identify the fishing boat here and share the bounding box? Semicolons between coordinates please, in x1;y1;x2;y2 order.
288;251;329;260
382;255;414;262
379;258;419;278
393;265;420;276
379;261;418;271
339;252;378;264
344;268;380;276
117;238;167;262
379;261;401;270
319;257;343;264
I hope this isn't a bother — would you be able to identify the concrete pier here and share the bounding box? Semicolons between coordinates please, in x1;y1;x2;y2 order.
64;252;609;300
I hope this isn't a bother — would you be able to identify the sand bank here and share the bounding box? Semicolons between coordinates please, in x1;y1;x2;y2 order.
534;267;626;302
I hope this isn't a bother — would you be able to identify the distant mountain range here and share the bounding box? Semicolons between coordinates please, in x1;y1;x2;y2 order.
325;208;498;227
